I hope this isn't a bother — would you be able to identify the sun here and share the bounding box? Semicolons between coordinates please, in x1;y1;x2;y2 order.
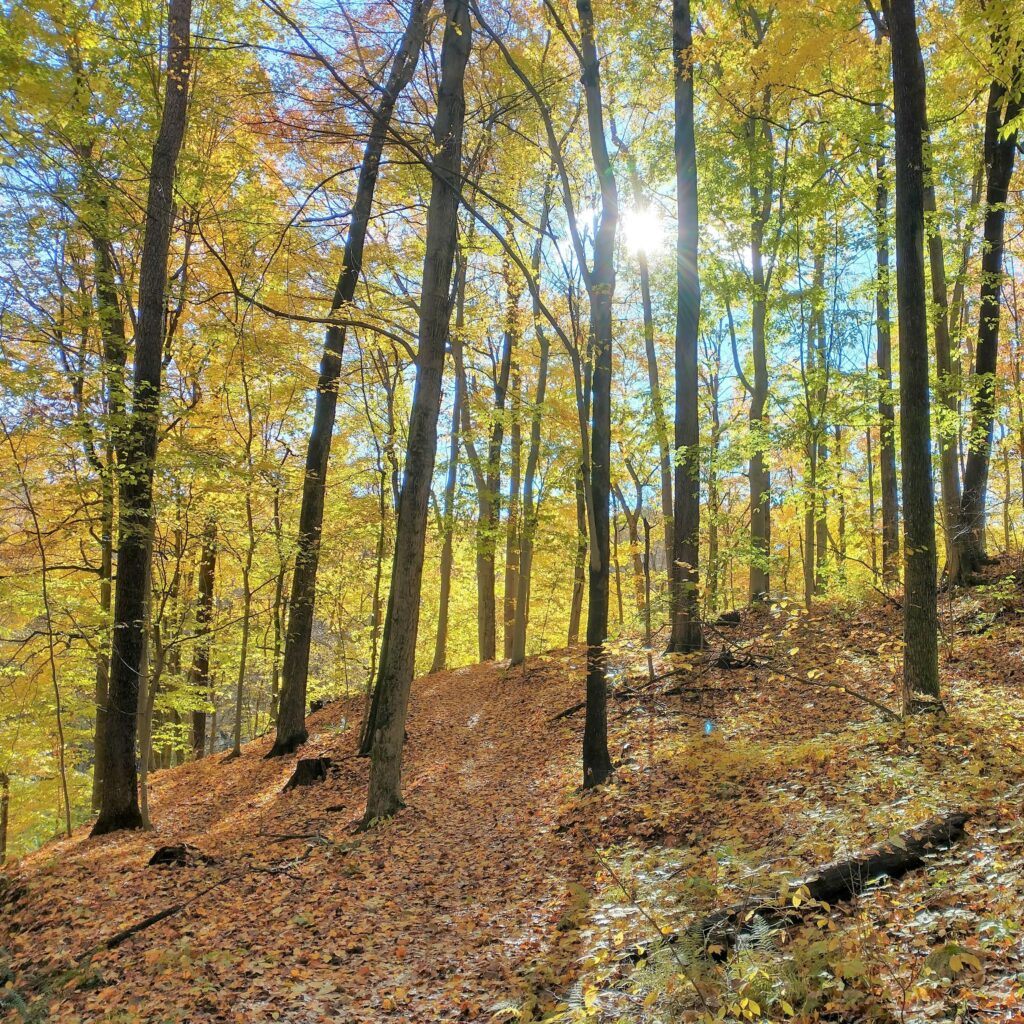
622;205;668;257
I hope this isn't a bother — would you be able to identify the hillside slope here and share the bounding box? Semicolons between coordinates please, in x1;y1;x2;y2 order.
3;576;1024;1022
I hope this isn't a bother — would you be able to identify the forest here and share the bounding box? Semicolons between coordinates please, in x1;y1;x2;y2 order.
1;0;1024;1020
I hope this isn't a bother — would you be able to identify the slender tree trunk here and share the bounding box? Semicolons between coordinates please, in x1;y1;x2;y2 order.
504;357;522;659
875;149;901;586
950;71;1022;582
568;465;587;646
577;0;616;790
189;520;216;760
887;0;940;704
363;0;471;823
431;370;463;673
0;771;8;864
92;0;192;834
924;182;962;570
706;351;722;613
230;496;255;758
270;488;286;724
668;0;702;651
511;190;553;666
91;471;113;810
270;0;431;758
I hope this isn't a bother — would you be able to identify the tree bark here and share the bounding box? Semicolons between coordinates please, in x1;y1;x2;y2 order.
431;364;463;674
363;0;471;823
269;0;431;758
950;69;1022;582
668;0;702;652
568;465;588;646
886;0;940;704
577;0;616;790
511;187;553;667
91;0;192;834
0;771;8;864
189;520;216;760
503;350;522;659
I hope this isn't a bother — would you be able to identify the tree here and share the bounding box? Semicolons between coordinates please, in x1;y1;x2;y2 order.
576;0;617;790
885;0;940;705
668;0;702;652
268;0;431;757
949;41;1022;583
188;519;217;759
91;0;193;834
363;0;472;823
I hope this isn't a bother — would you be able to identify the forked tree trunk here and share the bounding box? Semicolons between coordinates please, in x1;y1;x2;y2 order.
668;0;702;652
91;0;192;835
950;69;1022;583
270;0;431;758
577;0;616;791
363;0;472;823
887;0;940;704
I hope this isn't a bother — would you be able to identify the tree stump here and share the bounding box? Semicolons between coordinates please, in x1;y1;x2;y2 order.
148;844;216;867
282;757;332;792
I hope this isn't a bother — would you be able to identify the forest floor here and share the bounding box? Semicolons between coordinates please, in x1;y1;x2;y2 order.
3;561;1024;1023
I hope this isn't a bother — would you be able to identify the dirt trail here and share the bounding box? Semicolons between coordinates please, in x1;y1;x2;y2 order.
1;657;594;1023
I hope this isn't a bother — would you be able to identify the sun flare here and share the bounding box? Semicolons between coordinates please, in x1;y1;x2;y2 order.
622;205;668;257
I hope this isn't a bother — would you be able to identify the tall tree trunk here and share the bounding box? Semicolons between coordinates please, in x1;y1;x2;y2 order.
504;357;522;659
230;494;255;758
875;150;902;586
612;140;674;568
511;188;553;667
363;0;471;823
0;771;9;865
577;0;616;790
86;204;129;812
189;520;217;760
668;0;702;652
924;182;962;571
91;0;192;835
950;70;1022;582
270;0;431;758
457;304;513;663
568;465;587;646
887;0;940;704
91;470;114;810
431;369;463;674
270;488;286;724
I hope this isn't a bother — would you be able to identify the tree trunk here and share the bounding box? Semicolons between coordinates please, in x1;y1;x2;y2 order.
887;0;940;704
568;465;587;646
950;71;1022;582
270;488;286;724
431;368;463;673
189;520;217;760
511;188;553;667
503;354;522;659
0;771;8;864
91;0;192;835
668;0;702;652
577;0;616;790
270;0;430;758
362;0;471;823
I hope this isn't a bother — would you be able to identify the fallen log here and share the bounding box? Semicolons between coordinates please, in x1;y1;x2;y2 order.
630;810;970;963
